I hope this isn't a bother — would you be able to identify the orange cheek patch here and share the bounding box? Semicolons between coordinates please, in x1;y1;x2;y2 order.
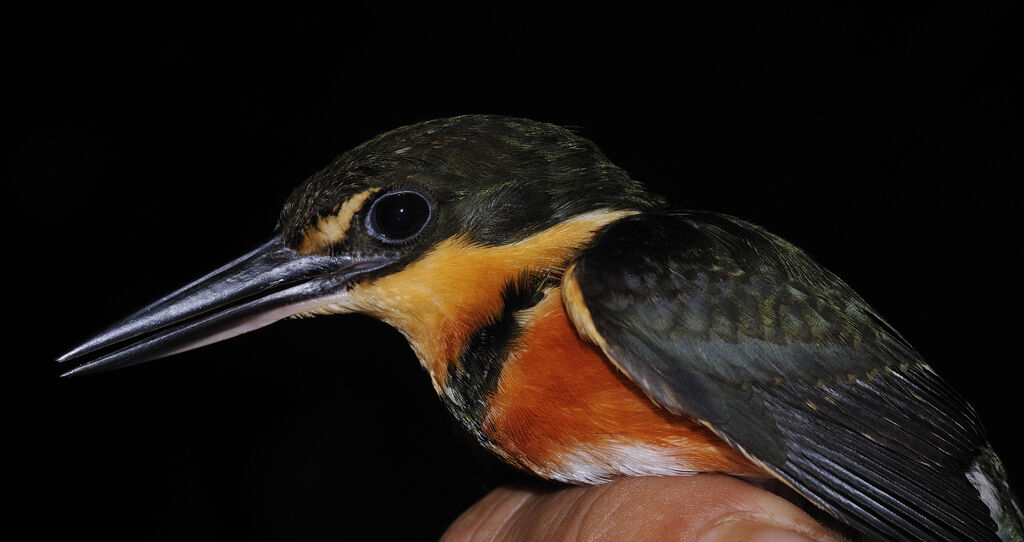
483;290;761;478
346;209;637;389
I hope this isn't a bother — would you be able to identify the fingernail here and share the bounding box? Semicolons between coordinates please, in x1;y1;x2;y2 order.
700;520;817;542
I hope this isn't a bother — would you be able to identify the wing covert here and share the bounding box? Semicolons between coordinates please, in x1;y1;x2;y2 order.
564;210;998;541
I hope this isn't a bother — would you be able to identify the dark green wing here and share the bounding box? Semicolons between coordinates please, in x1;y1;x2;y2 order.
567;210;1001;541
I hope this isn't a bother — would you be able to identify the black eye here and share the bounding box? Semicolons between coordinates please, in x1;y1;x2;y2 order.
367;190;432;242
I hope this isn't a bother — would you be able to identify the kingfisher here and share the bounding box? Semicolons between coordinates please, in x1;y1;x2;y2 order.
59;115;1022;541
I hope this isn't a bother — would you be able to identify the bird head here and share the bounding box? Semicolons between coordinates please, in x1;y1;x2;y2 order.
58;115;662;386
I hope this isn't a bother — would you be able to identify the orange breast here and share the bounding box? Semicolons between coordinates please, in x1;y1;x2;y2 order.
482;288;763;483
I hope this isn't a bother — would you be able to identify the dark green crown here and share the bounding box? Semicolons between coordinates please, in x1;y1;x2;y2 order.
277;115;664;249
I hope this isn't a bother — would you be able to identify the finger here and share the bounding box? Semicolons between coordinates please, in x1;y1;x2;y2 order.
442;474;841;541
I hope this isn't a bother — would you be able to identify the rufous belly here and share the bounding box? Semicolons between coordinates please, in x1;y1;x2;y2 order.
482;288;763;483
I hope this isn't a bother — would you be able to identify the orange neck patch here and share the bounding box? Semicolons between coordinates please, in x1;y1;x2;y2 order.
346;209;636;391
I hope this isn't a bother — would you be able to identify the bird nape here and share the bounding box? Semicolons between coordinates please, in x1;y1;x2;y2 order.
58;114;1023;542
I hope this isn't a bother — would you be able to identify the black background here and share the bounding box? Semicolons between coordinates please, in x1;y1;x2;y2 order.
10;3;1021;540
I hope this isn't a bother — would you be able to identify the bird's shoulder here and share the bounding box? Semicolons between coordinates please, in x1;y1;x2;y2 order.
562;209;998;541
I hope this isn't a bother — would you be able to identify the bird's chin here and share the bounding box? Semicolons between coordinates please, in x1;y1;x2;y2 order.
288;288;359;319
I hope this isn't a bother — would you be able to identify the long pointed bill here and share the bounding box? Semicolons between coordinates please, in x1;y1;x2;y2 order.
58;236;397;377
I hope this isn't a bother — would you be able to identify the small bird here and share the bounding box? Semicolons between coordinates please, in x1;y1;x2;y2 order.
59;115;1022;541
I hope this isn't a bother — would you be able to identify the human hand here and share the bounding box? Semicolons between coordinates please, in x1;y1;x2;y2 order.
443;474;839;541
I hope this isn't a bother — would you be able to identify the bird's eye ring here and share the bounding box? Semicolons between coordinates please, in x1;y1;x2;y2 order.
366;190;433;243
